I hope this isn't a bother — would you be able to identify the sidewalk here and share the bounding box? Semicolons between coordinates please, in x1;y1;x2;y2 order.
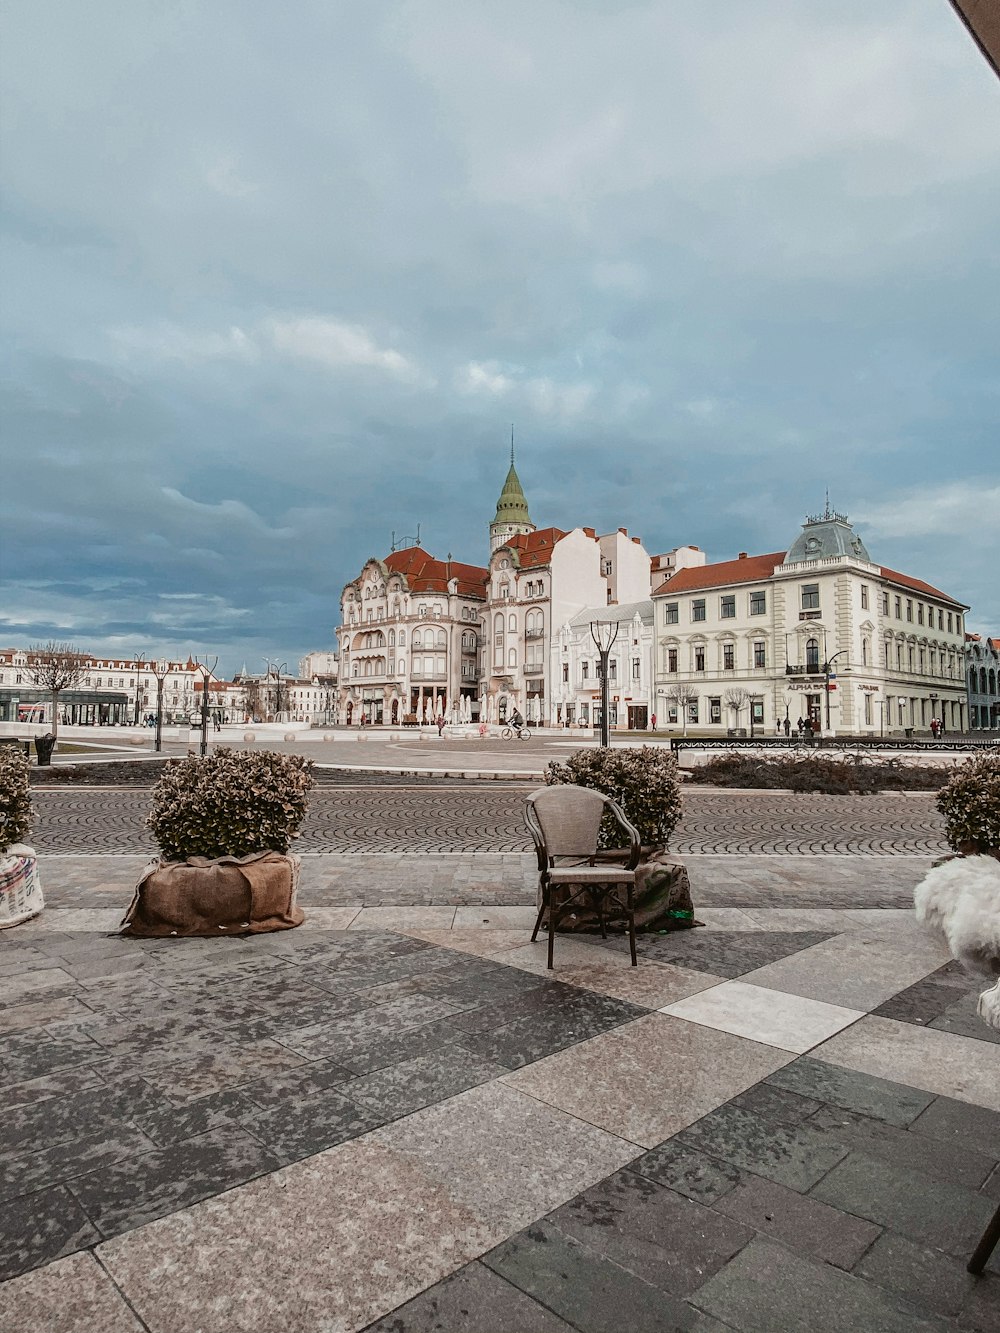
1;852;997;1332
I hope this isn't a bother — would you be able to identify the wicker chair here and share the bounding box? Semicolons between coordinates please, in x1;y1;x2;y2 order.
525;785;641;969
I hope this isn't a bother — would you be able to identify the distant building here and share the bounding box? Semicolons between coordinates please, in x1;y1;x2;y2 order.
651;506;970;737
966;634;1000;731
553;601;655;730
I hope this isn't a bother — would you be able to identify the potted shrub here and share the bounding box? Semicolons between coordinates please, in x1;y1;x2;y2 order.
935;750;1000;860
121;748;314;938
0;745;44;928
542;745;697;933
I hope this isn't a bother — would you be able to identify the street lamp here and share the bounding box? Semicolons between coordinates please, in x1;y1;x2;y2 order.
822;651;848;734
151;660;170;753
590;618;620;749
133;654;146;727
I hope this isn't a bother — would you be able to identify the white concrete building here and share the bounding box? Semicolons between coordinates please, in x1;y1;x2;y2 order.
552;601;655;730
651;507;970;737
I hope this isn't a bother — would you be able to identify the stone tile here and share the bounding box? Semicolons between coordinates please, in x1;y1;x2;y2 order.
807;1102;997;1191
502;1014;792;1147
661;981;864;1054
765;1056;934;1126
0;967;79;1008
0;1185;100;1282
237;1056;357;1109
98;1137;498;1333
727;1082;824;1126
855;1232;982;1319
0;1120;156;1203
237;1086;387;1163
69;1127;283;1237
424;927;539;956
0;1029;106;1085
298;906;362;929
328;1018;467;1077
278;995;469;1061
361;1261;579;1332
0;1250;146;1333
0;1079;163;1156
136;1039;305;1102
129;1088;260;1147
713;1173;880;1269
810;1152;999;1265
959;1276;1000;1333
627;1141;741;1205
344;1046;508;1121
549;1167;752;1298
350;907;458;931
0;995;96;1036
483;1219;697;1332
25;908;125;932
678;1102;849;1192
0;1064;108;1113
374;1081;638;1238
689;908;764;931
741;930;951;1011
457;991;645;1070
452;906;540;930
813;1016;1000;1111
908;1095;1000;1160
636;930;836;979
694;1235;948;1333
929;990;1000;1045
742;908;853;932
873;960;978;1026
500;942;724;1009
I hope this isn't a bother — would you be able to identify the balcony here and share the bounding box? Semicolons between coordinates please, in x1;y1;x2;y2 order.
523;664;545;676
524;628;545;640
785;665;823;677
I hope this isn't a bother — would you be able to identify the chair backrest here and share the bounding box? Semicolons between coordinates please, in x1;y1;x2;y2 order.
525;785;607;860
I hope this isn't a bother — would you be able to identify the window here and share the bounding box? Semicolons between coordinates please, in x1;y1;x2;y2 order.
582;662;589;680
917;604;924;626
562;663;569;683
861;585;869;610
632;658;640;680
908;647;914;671
723;643;735;671
688;700;699;724
398;631;405;646
710;697;721;724
412;631;422;648
667;648;678;673
864;694;872;725
805;638;820;671
508;614;517;633
947;612;953;633
906;600;913;623
894;597;901;618
694;647;705;672
663;603;678;625
692;599;706;622
608;659;617;681
753;641;766;669
881;591;889;615
862;638;870;666
801;584;820;610
751;698;764;725
720;595;735;619
749;591;766;616
508;648;517;667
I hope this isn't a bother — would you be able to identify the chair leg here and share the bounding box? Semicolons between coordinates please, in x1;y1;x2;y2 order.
598;891;607;939
968;1198;1000;1275
530;890;546;943
627;883;637;967
547;890;557;970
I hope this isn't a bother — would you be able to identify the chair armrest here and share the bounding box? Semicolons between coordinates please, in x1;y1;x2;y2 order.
524;800;548;874
605;799;641;871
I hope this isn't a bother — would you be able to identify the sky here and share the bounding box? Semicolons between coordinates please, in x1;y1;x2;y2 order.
1;0;998;679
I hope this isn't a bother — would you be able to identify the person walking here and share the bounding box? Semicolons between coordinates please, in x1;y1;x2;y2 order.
436;714;445;737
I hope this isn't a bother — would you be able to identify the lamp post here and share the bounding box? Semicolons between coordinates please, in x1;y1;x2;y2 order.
822;651;848;734
133;654;146;727
590;618;620;748
151;660;169;753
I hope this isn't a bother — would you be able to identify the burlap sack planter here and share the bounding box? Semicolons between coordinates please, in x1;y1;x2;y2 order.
540;846;702;934
0;844;45;929
121;850;304;938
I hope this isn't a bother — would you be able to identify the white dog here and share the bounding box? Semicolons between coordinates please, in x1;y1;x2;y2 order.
914;854;1000;1033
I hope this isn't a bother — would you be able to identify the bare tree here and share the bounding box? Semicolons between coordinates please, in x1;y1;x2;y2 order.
723;687;752;734
663;683;699;737
25;642;87;739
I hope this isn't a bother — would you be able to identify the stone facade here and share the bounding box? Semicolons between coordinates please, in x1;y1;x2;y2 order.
966;634;1000;731
651;508;969;737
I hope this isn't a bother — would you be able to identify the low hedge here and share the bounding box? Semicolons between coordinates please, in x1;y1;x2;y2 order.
694;751;949;794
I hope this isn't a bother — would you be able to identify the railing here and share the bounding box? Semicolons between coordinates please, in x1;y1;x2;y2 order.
524;629;545;639
669;736;999;754
523;664;545;675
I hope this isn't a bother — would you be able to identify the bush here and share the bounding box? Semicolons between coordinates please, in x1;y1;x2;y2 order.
148;748;314;861
936;751;1000;854
544;746;682;848
695;751;949;795
0;747;33;851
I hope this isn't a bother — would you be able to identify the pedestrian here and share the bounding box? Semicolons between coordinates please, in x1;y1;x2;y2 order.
436;714;445;737
783;717;791;737
796;716;804;736
359;713;367;729
775;721;782;736
804;720;814;742
930;718;939;738
650;713;657;731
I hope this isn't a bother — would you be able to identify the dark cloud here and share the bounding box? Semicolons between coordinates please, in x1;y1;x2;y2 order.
2;0;998;675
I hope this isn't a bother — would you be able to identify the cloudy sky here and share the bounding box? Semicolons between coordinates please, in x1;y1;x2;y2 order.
2;0;998;677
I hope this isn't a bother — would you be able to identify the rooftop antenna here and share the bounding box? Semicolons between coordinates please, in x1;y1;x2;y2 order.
390;523;422;552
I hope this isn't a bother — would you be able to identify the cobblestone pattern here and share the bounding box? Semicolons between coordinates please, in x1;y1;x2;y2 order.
30;787;949;857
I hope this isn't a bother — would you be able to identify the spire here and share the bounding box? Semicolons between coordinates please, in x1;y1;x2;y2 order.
489;440;535;552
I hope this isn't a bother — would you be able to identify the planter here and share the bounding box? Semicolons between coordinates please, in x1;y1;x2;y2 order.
0;844;44;929
121;850;304;938
540;846;701;934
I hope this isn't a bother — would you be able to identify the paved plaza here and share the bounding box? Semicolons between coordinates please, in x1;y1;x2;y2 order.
1;767;998;1331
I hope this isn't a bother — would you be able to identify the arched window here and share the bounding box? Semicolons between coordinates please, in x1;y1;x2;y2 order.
509;614;517;633
388;630;395;647
862;638;870;666
805;638;820;670
412;631;422;648
398;631;405;646
508;648;517;667
436;629;446;647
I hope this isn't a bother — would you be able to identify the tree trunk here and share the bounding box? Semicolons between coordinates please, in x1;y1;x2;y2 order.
50;689;59;740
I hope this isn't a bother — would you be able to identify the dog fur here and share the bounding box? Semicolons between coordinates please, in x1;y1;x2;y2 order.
914;855;1000;1033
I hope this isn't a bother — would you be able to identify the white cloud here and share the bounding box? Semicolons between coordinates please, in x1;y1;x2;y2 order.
201;151;258;199
855;482;1000;540
266;316;419;381
110;324;258;364
455;359;594;421
159;488;295;539
456;360;515;395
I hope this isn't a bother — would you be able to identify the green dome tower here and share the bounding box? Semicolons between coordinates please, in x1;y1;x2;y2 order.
490;437;535;553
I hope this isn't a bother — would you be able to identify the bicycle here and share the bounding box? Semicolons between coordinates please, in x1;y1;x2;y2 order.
501;724;531;740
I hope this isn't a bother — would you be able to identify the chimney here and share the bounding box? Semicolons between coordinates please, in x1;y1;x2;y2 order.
738;552;748;560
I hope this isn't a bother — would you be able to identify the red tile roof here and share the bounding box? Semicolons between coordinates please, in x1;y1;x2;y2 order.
878;566;966;608
499;527;568;568
383;547;487;598
652;552;786;596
